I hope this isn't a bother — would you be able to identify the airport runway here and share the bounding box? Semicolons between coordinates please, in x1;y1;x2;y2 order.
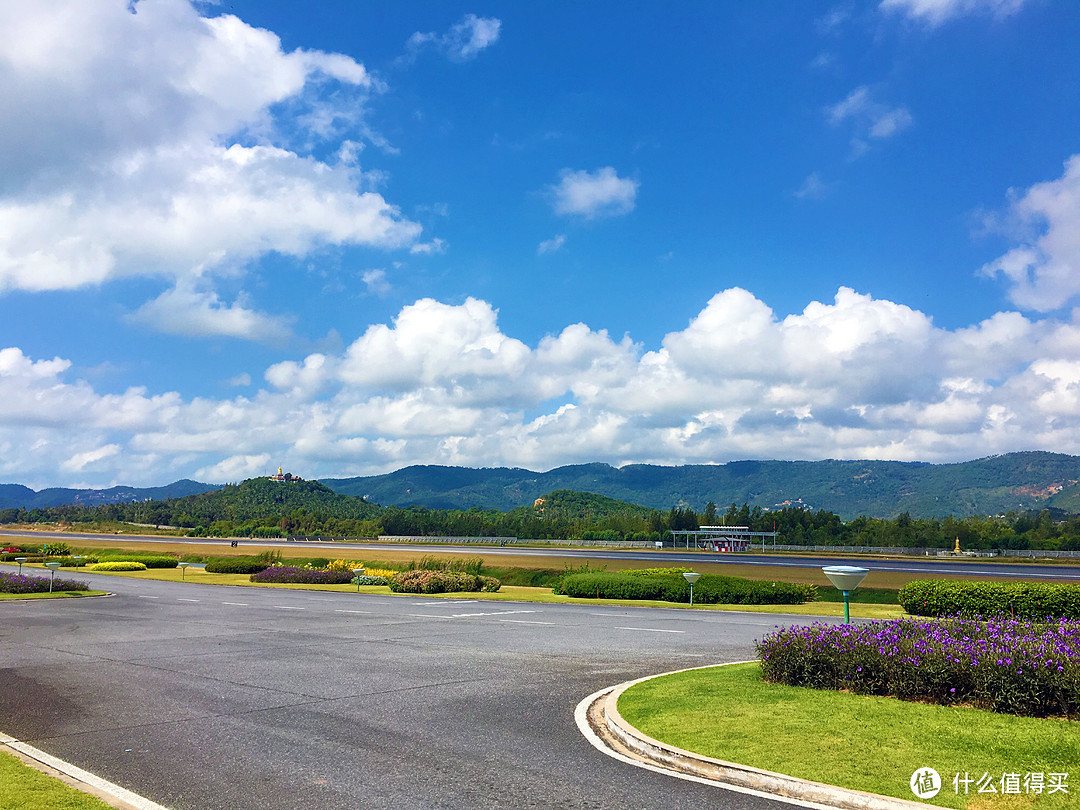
3;529;1078;581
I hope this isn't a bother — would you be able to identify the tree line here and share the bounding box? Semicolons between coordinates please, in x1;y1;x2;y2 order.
2;491;1080;550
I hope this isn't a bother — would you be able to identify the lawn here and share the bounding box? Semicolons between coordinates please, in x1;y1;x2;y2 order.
0;591;108;601
618;662;1078;809
0;752;114;810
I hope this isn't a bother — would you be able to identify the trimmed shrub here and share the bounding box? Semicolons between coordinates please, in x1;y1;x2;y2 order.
89;561;147;571
352;575;389;586
249;566;353;584
558;572;814;605
898;579;1080;620
97;554;177;569
58;556;99;567
388;570;501;594
0;572;90;594
756;617;1080;718
2;553;45;563
204;557;270;574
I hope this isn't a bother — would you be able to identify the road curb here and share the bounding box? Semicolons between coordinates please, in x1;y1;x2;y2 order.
1;732;170;810
581;663;930;810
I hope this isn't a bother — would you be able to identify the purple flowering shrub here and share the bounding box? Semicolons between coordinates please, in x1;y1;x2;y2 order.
756;617;1080;718
899;579;1080;620
0;572;90;594
388;570;501;594
249;566;353;584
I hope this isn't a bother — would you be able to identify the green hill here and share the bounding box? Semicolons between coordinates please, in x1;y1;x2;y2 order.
322;452;1080;520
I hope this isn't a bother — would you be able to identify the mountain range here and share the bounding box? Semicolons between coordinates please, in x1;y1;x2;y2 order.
2;452;1079;520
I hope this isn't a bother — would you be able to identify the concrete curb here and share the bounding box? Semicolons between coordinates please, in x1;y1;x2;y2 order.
1;732;170;810
581;663;931;810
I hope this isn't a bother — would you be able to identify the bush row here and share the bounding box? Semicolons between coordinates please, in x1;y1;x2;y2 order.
557;572;815;605
90;561;147;571
388;570;501;594
0;572;90;593
249;567;354;585
353;575;389;586
205;557;270;574
756;616;1080;718
898;579;1080;620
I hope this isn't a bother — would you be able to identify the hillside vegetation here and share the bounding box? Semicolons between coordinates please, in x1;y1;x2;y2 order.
322;452;1080;520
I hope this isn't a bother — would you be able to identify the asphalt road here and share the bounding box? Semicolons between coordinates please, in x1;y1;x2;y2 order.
0;570;843;810
3;528;1078;581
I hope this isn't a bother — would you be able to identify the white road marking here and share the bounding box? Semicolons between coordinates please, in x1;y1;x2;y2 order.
405;613;456;619
273;606;305;610
412;600;477;605
334;609;371;614
499;619;557;625
136;595;158;599
177;598;200;602
452;609;536;618
222;602;248;606
615;627;685;634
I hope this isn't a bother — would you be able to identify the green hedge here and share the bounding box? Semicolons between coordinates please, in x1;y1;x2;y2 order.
558;572;814;604
204;557;270;574
898;579;1080;620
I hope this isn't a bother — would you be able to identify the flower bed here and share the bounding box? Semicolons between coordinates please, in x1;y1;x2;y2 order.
388;570;501;594
756;617;1080;718
249;566;354;585
0;572;90;594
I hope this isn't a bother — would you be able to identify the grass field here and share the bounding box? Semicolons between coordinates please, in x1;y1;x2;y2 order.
618;662;1079;810
0;752;114;810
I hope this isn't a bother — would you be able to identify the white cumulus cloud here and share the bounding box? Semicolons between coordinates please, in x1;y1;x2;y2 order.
0;0;420;327
979;155;1080;312
549;167;639;219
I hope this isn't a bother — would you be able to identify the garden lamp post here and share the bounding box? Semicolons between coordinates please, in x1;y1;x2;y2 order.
352;568;365;592
683;571;701;607
178;561;190;580
44;561;61;593
822;566;869;623
15;556;27;574
72;556;84;571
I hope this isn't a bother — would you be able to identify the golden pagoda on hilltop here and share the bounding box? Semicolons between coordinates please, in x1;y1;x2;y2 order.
268;466;301;482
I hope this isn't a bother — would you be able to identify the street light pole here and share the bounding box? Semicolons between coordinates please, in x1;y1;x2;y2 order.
682;572;701;607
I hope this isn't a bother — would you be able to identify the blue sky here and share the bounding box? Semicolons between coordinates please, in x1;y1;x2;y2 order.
2;0;1080;488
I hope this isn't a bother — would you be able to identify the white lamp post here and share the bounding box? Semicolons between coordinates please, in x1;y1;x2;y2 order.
822;566;869;623
352;568;365;592
44;561;61;593
178;561;190;580
683;571;701;606
15;556;27;574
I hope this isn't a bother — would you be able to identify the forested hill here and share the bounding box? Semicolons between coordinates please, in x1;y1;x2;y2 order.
0;479;219;510
39;478;382;536
322;452;1080;520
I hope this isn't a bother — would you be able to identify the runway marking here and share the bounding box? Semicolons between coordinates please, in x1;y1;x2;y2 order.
334;609;372;614
499;619;557;625
412;600;477;605
136;595;158;599
177;598;200;602
222;602;248;606
405;613;456;619
615;626;685;634
452;610;536;618
273;606;305;610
